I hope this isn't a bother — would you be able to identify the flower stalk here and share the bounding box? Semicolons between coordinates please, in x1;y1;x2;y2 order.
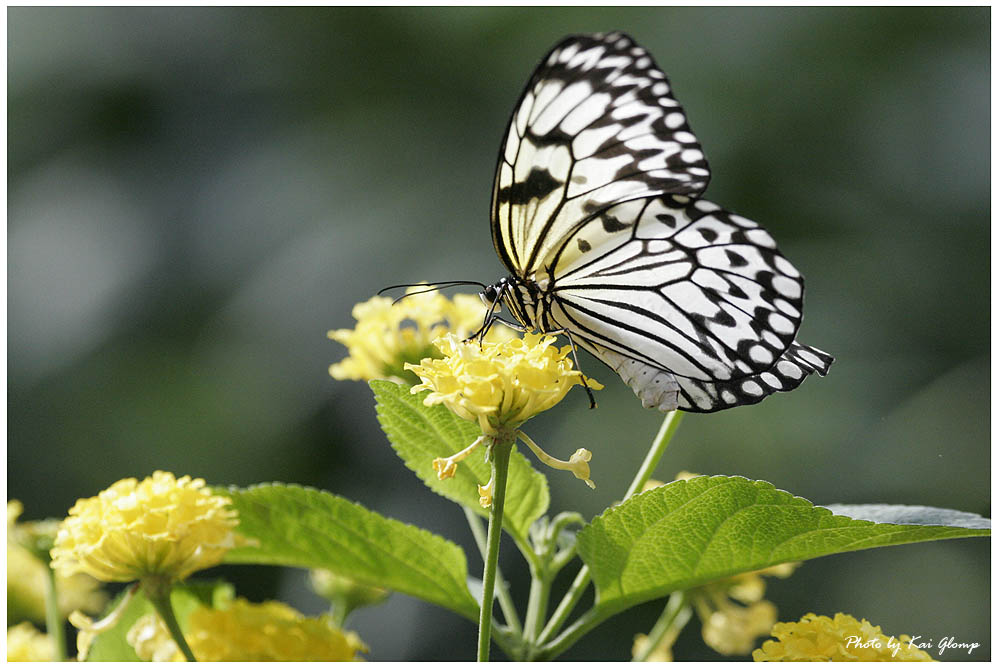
632;591;691;662
43;563;66;661
477;437;514;662
537;410;684;646
141;577;196;662
463;507;521;636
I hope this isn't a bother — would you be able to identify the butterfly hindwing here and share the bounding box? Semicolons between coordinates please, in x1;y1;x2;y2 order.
540;196;831;411
491;32;711;278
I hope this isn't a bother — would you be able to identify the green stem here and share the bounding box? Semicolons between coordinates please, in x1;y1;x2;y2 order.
43;564;66;661
327;597;349;628
536;564;590;645
624;409;684;499
631;591;692;662
537;410;684;646
533;607;607;661
142;577;196;662
477;438;514;662
522;566;551;643
463;506;522;636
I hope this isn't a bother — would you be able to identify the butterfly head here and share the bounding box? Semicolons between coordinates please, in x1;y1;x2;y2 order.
479;276;546;334
478;282;501;309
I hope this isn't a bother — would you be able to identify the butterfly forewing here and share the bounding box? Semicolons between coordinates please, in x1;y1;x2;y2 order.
491;32;711;278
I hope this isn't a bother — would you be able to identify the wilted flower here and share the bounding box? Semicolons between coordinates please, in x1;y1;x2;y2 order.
7;501;107;624
752;612;935;662
329;290;514;383
50;471;247;583
7;622;55;662
127;598;368;662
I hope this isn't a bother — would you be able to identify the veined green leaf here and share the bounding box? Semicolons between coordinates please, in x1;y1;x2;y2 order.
577;475;990;614
221;483;479;620
371;379;549;543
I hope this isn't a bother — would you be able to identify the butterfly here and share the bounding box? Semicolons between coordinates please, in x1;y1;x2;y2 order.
467;32;834;413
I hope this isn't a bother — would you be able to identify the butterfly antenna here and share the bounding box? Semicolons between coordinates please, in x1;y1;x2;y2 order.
378;280;486;295
378;281;489;305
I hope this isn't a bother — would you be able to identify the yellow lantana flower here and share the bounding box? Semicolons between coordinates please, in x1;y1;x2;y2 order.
127;598;368;662
7;501;106;624
406;332;601;494
407;332;599;435
329;290;514;383
7;622;55;662
752;612;935;662
50;471;246;583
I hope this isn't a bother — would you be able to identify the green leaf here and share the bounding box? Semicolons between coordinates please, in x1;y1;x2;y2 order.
85;580;233;662
822;503;991;528
371;379;549;542
577;475;990;614
221;483;479;621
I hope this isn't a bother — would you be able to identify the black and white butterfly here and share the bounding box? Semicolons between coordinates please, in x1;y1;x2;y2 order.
473;32;833;413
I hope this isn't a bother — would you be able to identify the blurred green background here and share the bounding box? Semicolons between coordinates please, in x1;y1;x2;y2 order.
8;6;988;661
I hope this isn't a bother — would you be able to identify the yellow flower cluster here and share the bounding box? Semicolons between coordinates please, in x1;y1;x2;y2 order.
127;598;368;662
690;563;798;656
329;291;514;383
7;501;106;624
50;471;245;583
6;622;55;662
752;612;935;662
407;332;601;436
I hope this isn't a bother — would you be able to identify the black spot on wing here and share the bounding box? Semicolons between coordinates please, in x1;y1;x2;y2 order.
600;211;631;233
698;227;718;243
498;168;563;207
577;239;592;252
657;213;678;228
725;250;748;267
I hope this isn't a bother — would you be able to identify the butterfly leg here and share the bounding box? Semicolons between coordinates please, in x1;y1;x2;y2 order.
540;327;597;410
466;315;527;345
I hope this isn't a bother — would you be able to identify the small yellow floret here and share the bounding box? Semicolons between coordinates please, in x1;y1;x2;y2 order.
7;622;55;662
407;332;601;435
703;600;777;656
127;598;368;662
329;291;514;383
752;612;935;661
690;561;798;656
50;471;247;583
478;476;495;508
127;613;179;662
